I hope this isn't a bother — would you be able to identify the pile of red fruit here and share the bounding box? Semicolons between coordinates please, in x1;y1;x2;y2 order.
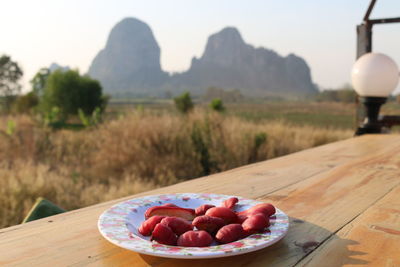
138;197;276;247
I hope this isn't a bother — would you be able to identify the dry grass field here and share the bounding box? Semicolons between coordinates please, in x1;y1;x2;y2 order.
0;103;353;228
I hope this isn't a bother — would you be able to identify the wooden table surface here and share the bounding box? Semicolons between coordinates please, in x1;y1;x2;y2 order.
1;134;400;267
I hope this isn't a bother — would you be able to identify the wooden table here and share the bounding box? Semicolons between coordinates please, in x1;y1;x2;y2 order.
1;134;400;266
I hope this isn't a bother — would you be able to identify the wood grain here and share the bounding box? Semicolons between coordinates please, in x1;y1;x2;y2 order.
126;135;400;267
0;134;400;267
298;185;400;267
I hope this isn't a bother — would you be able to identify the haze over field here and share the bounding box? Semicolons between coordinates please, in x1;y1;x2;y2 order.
1;0;400;93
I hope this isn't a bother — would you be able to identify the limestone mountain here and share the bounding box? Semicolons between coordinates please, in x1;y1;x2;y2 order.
88;18;168;95
49;63;70;72
87;18;317;98
169;27;317;97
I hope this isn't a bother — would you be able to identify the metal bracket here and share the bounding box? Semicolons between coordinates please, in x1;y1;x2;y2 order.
357;0;400;59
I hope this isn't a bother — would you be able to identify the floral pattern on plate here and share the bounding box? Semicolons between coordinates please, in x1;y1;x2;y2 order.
98;193;289;259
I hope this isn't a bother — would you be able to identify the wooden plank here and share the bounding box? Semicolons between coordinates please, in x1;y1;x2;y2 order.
0;135;399;266
122;137;400;267
297;185;400;267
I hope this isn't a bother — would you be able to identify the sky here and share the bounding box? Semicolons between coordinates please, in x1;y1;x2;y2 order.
1;0;399;92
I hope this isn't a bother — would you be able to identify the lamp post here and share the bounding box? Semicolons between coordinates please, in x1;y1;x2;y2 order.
353;0;400;135
352;53;399;135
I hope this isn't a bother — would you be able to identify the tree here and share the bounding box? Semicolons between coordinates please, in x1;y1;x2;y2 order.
30;68;50;97
40;69;107;119
0;55;23;112
174;92;194;114
209;98;225;112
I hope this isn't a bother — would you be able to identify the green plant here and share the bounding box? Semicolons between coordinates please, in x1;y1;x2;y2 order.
254;132;267;148
249;132;267;163
191;119;219;176
174;92;194;114
78;109;90;127
78;107;103;127
6;120;16;136
43;106;65;129
209;98;225;112
92;107;102;125
40;70;106;119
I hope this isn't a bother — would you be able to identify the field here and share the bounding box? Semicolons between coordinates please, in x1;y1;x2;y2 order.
0;100;357;228
109;100;358;128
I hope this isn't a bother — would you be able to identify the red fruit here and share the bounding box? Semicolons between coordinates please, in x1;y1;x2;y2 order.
177;230;213;247
238;203;276;218
242;213;270;233
195;204;215;216
192;215;226;234
236;214;248;224
242;229;254;238
205;207;238;224
145;206;196;221
215;224;245;244
160;217;193;236
162;203;179;208
151;223;177;246
222;197;239;209
138;215;166;236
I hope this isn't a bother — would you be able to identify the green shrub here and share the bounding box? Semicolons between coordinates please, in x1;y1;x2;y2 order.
191;119;218;175
78;107;103;127
174;92;194;114
43;107;64;129
40;70;106;119
209;98;225;112
6;120;16;136
249;132;268;163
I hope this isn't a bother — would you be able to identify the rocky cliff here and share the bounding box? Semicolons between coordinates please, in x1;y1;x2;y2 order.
88;18;168;95
169;27;317;96
88;18;317;98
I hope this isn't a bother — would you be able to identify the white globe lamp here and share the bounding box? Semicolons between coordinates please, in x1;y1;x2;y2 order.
351;53;399;135
352;53;399;97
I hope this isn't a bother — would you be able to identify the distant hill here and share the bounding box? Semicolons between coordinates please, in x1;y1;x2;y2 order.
88;18;317;98
49;63;70;72
88;18;168;96
168;27;317;97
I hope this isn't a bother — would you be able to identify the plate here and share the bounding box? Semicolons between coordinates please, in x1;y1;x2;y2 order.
98;193;289;259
